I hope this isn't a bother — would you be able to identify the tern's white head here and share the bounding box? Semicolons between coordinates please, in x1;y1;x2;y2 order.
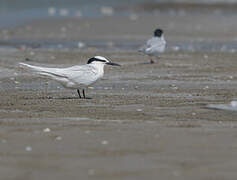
87;56;120;67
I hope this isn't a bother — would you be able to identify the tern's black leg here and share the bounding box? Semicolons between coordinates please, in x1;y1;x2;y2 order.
77;89;82;98
150;57;155;64
82;89;86;99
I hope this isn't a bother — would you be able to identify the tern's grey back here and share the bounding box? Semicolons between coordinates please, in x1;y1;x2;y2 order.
140;36;166;56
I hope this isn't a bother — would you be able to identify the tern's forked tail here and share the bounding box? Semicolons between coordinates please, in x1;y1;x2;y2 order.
20;62;37;70
19;62;46;72
19;62;67;80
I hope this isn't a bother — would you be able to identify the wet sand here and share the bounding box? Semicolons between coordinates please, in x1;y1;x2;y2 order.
1;13;237;179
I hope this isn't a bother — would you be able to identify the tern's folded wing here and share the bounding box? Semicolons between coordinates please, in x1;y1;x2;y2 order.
140;37;166;54
147;38;165;48
61;65;99;86
20;63;99;86
139;38;159;51
20;63;69;78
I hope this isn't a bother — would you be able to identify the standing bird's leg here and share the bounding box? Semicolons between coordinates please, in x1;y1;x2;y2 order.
77;89;82;98
82;89;86;99
150;57;155;64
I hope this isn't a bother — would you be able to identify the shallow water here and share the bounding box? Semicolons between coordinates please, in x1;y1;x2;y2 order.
1;39;237;53
1;0;237;28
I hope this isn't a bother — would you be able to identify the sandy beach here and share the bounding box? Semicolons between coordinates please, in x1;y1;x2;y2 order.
1;11;237;179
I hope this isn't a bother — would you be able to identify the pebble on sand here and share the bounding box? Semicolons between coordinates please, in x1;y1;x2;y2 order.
1;139;7;143
55;136;62;141
43;128;51;132
29;51;35;56
204;54;208;59
85;130;91;134
231;101;237;107
61;27;67;32
129;14;138;21
77;42;85;48
25;146;32;152
50;56;56;60
101;140;108;145
88;169;95;176
203;86;209;89
172;46;180;52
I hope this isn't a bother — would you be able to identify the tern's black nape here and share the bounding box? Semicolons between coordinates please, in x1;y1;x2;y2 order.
154;29;163;37
87;56;120;66
87;57;107;64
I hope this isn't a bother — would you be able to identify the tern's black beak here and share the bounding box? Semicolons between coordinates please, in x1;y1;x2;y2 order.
106;62;121;66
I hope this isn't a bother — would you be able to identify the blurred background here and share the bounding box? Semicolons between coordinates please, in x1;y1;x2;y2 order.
1;0;237;27
1;0;237;52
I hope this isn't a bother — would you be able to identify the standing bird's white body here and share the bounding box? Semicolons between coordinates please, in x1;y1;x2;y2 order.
19;56;120;98
139;28;166;64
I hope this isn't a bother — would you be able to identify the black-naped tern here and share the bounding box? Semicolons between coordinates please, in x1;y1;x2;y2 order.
139;28;166;64
19;56;120;99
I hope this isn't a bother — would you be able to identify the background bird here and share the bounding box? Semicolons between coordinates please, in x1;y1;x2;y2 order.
19;56;120;99
139;28;166;64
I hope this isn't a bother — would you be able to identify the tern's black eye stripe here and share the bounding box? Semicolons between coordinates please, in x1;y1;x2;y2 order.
87;58;107;64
